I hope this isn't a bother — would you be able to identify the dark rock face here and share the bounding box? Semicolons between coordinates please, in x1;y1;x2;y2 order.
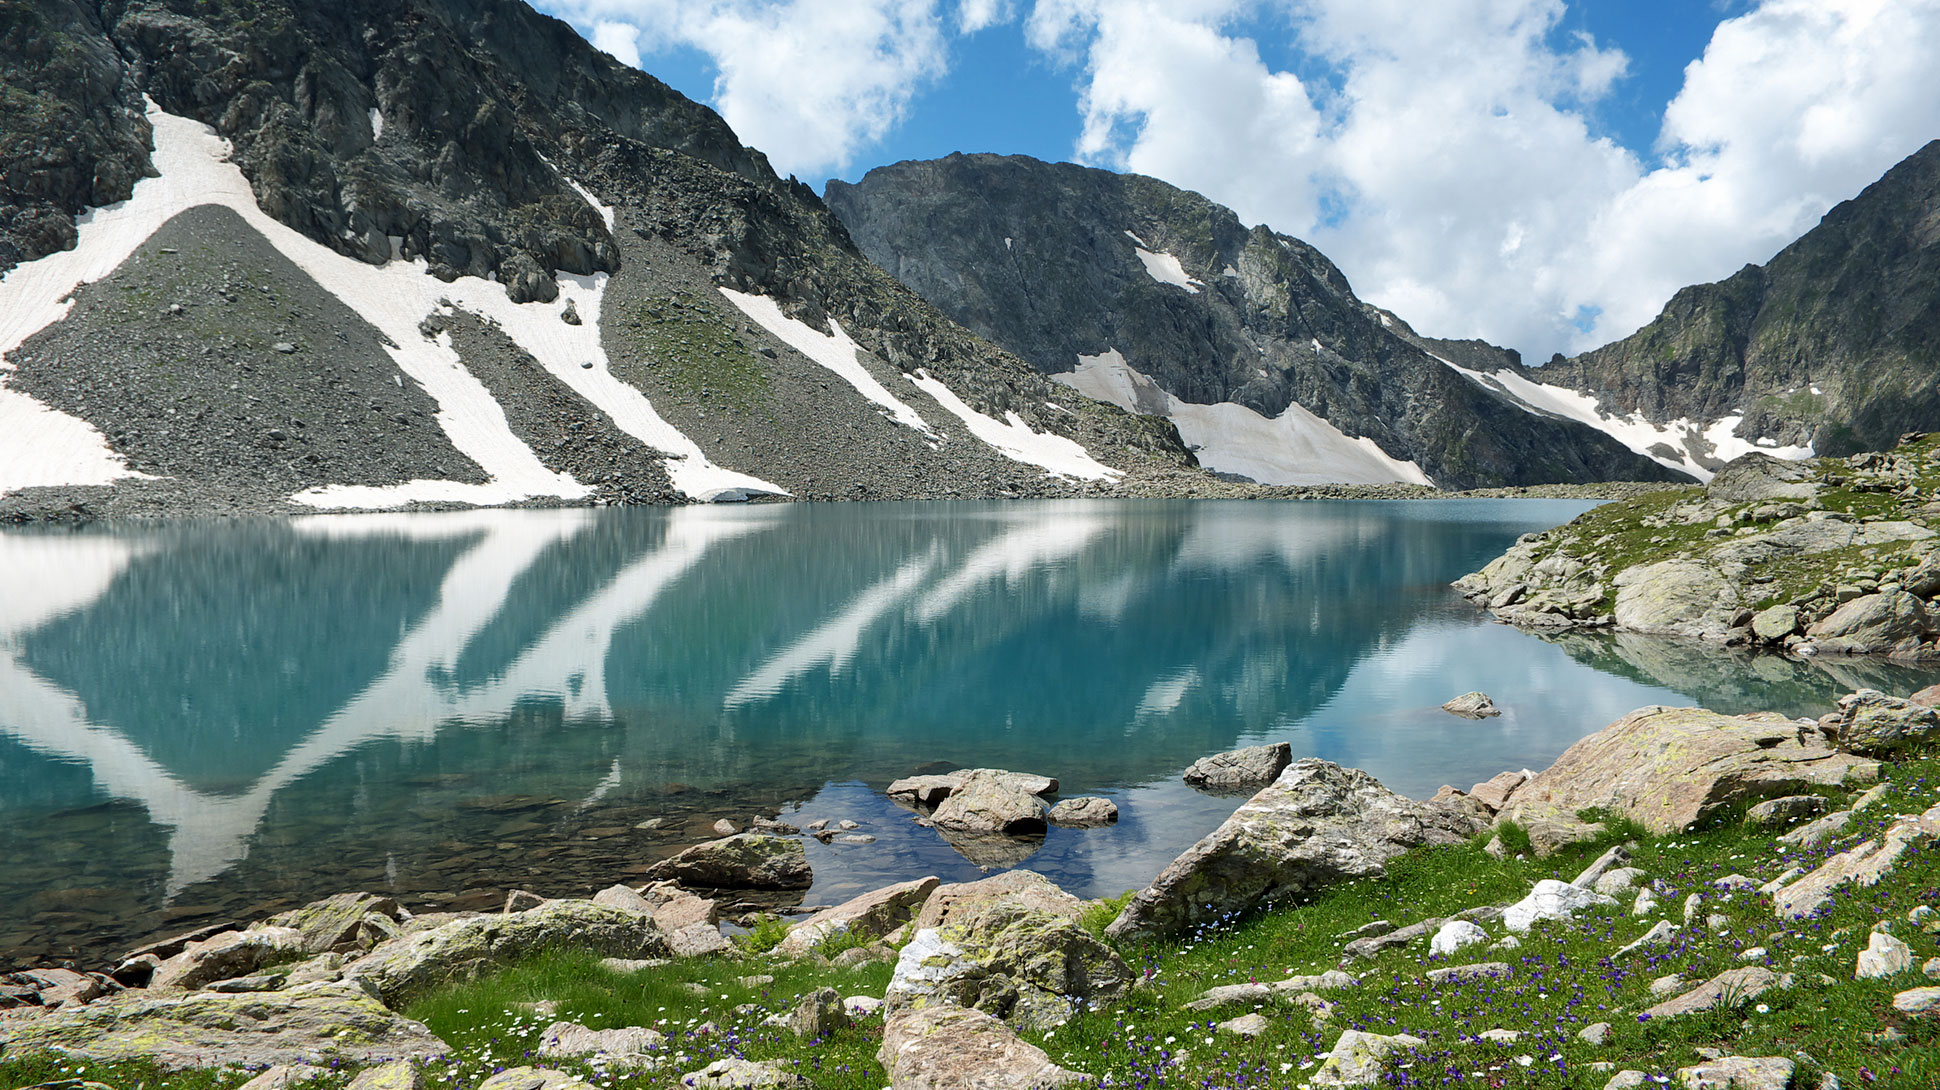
825;154;1681;489
1537;140;1940;459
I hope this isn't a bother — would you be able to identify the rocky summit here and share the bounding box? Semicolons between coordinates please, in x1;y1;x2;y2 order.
824;154;1682;490
0;0;1206;520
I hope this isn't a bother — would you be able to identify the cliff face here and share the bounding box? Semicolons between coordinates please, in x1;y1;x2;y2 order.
1537;140;1940;461
826;153;1682;489
0;0;1202;517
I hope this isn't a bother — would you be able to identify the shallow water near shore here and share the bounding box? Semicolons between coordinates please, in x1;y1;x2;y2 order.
3;497;1936;968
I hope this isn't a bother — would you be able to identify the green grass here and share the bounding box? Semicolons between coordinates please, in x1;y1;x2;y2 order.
6;758;1936;1090
631;293;774;417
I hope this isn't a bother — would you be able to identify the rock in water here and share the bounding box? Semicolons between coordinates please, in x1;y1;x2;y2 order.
1107;759;1485;942
642;834;813;890
878;1006;1091;1090
1496;705;1880;848
930;770;1050;835
1808;592;1932;656
1048;796;1119;826
0;982;448;1067
1182;742;1293;791
1441;692;1501;718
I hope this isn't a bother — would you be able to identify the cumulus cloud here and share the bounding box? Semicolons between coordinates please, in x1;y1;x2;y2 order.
540;0;951;177
1032;0;1940;359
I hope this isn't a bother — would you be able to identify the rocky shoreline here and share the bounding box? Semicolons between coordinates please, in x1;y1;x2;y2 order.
1459;437;1940;659
5;683;1938;1088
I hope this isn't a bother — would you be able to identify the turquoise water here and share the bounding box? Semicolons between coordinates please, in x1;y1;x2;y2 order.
3;499;1934;967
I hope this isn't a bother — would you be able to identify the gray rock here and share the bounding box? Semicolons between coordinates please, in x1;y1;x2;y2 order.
537;1020;666;1061
1571;844;1634;889
345;1060;423;1090
1468;770;1528;812
1441;692;1501;718
1894;986;1940;1016
885;905;1129;1033
914;870;1086;933
643;834;813;890
1310;1029;1427;1087
592;884;655;914
1832;689;1940;756
1776;802;1940;918
1613;921;1679;960
150;927;307;990
1183;982;1272;1011
877;1006;1090;1090
1107;759;1484;941
1182;742;1293;791
1777;808;1856;848
1751;604;1802;641
667;923;731;959
1612;560;1739;639
1594;868;1647;896
1424;962;1513;985
1706;453;1821;504
238;1066;326;1090
0;982;448;1066
1429;920;1488;956
784;987;850;1039
1640;967;1777;1018
1503;880;1616;931
1857;931;1914;979
1217;1013;1270;1037
776;876;940;958
1807;593;1931;656
1744;795;1829;828
264;893;406;955
679;1059;809;1090
1048;797;1119;827
1577;1021;1611;1045
1675;1057;1795;1090
478;1070;592;1090
888;769;1058;807
930;770;1050;836
344;899;667;1005
1603;1073;1649;1090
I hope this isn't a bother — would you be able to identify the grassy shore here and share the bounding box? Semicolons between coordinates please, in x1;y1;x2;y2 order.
5;754;1934;1090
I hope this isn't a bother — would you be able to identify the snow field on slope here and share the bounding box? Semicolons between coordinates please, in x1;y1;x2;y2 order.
718;288;933;434
904;369;1123;481
1058;350;1431;487
1435;356;1811;481
1;100;784;506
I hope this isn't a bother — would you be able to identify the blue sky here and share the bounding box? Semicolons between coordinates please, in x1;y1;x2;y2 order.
534;0;1940;362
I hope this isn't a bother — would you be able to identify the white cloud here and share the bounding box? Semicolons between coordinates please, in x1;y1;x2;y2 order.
591;20;643;68
959;0;1013;33
540;0;950;177
1032;0;1940;360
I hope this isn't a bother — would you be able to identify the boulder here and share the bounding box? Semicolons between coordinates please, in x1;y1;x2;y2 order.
1706;453;1820;504
1107;759;1485;941
776;876;940;957
930;771;1050;835
914;870;1086;933
1640;967;1776;1019
1183;982;1274;1011
1424;963;1512;985
3;967;117;1009
1496;705;1881;845
1807;591;1932;655
1468;770;1528;812
1674;1057;1795;1090
667;924;732;958
643;834;812;890
681;1059;808;1090
265;893;406;955
649;888;721;934
886;876;1129;1031
1182;743;1293;791
1570;844;1633;889
1429;920;1488;956
1310;1030;1426;1087
1218;1013;1270;1037
1833;689;1940;756
478;1069;594;1090
877;1006;1090;1089
1857;931;1914;979
592;885;656;914
1504;879;1616;931
1894;987;1940;1016
1594;868;1646;896
1047;797;1118;827
1612;560;1739;639
1910;683;1940;708
1750;605;1801;642
1441;692;1501;719
1775;802;1940;918
344;900;667;1005
783;987;850;1039
0;982;448;1067
347;1061;423;1090
151;927;308;990
538;1020;666;1061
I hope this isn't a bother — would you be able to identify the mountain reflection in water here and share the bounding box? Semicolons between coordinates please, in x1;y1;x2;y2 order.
3;499;1935;967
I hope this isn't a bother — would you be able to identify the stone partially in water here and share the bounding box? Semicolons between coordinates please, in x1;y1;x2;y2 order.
1441;692;1501;719
1183;743;1293;791
930;771;1050;836
642;834;812;890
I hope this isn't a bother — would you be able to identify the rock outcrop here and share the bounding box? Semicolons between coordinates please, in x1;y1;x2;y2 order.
1106;759;1485;942
344;900;667;1005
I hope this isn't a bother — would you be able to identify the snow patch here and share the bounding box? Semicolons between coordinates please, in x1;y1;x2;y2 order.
719;288;931;433
1133;246;1203;294
905;369;1121;481
1004;237;1013;250
1429;355;1810;481
1058;350;1431;487
368;107;384;141
543;155;615;232
1123;230;1148;247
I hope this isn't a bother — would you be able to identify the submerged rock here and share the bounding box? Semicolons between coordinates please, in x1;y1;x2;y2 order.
1441;692;1501;719
1107;759;1485;942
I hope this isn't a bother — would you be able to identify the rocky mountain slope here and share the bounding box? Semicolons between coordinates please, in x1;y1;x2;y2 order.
1447;140;1940;479
823;154;1682;490
1457;438;1940;656
0;0;1203;518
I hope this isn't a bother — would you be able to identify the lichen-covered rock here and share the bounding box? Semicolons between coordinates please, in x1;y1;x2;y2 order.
1497;705;1880;846
1776;801;1940;918
1612;560;1740;639
150;926;308;990
592;885;656;914
344;900;667;1005
783;987;850;1039
346;1060;424;1090
1107;759;1485;942
1833;688;1940;756
681;1058;810;1089
1182;743;1292;791
1750;604;1800;642
1743;795;1828;828
914;871;1086;932
886;877;1130;1031
538;1020;666;1061
1807;592;1932;655
1674;1057;1795;1090
888;769;1058;807
776;876;940;957
643;834;812;890
265;893;407;955
930;771;1050;835
877;1006;1090;1090
1310;1030;1426;1087
477;1068;594;1090
0;982;448;1067
1047;797;1118;826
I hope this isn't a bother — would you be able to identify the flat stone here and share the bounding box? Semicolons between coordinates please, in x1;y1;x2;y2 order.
1108;759;1483;941
1277;970;1358;992
1571;844;1634;889
914;870;1086;933
1604;1071;1649;1089
888;769;1058;807
1425;962;1513;985
1311;1029;1426;1088
344;899;667;1005
1675;1056;1795;1090
345;1060;423;1090
1504;879;1616;931
1832;689;1940;756
478;1070;591;1090
1218;1012;1271;1037
1775;802;1940;918
667;923;731;958
1048;797;1118;827
1182;742;1293;791
681;1058;809;1089
236;1066;326;1090
1777;809;1855;849
878;1006;1090;1089
1641;967;1776;1019
1184;983;1272;1011
591;884;654;914
537;1021;666;1061
1893;986;1940;1016
150;927;307;990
